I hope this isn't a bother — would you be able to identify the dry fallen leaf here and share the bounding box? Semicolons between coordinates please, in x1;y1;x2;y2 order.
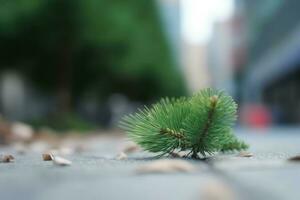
136;159;196;174
42;153;53;161
200;180;237;200
238;151;253;157
1;154;15;163
52;156;72;166
116;152;127;160
288;155;300;162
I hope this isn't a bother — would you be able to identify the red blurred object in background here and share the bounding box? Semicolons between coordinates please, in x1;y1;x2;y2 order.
241;104;272;129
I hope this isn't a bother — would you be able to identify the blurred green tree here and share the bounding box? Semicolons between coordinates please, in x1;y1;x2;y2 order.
0;0;185;113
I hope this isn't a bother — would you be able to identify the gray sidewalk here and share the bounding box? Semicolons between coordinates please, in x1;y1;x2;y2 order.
1;128;300;200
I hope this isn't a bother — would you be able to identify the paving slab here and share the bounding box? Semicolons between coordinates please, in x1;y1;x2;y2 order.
210;128;300;200
0;128;300;200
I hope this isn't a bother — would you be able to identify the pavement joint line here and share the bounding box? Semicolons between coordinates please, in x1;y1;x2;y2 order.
204;158;279;200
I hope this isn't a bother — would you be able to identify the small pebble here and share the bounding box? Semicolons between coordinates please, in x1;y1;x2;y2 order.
1;155;15;163
42;153;53;161
116;152;127;160
288;155;300;162
52;156;72;166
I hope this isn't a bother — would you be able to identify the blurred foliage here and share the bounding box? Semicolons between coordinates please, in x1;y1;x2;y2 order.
0;0;185;106
29;113;96;132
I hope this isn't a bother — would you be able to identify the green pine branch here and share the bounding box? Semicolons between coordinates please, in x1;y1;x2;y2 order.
120;88;248;158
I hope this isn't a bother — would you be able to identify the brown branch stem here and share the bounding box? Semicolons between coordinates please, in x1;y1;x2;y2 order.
160;128;185;139
193;95;219;156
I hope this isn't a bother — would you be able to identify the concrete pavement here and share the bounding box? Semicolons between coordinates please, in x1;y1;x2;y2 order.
0;128;300;200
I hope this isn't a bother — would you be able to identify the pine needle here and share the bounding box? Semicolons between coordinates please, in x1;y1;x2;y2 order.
120;88;248;158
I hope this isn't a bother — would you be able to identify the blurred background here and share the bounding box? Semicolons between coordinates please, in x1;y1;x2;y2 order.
0;0;298;133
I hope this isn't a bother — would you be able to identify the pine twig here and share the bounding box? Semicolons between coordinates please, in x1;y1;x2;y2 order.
120;88;248;158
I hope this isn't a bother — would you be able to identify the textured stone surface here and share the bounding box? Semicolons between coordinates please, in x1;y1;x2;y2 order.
0;128;300;200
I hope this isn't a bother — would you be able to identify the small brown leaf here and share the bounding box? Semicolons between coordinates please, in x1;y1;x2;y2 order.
136;159;196;174
288;155;300;162
52;156;72;166
116;152;127;160
1;154;15;163
42;153;53;161
238;151;253;157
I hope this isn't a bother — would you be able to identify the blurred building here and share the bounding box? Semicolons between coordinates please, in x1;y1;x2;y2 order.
158;0;212;93
209;21;235;96
238;0;300;123
208;1;247;98
182;43;211;92
157;0;181;62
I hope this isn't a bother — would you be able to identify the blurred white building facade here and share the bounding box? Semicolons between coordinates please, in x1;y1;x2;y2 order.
181;43;211;92
158;0;212;93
